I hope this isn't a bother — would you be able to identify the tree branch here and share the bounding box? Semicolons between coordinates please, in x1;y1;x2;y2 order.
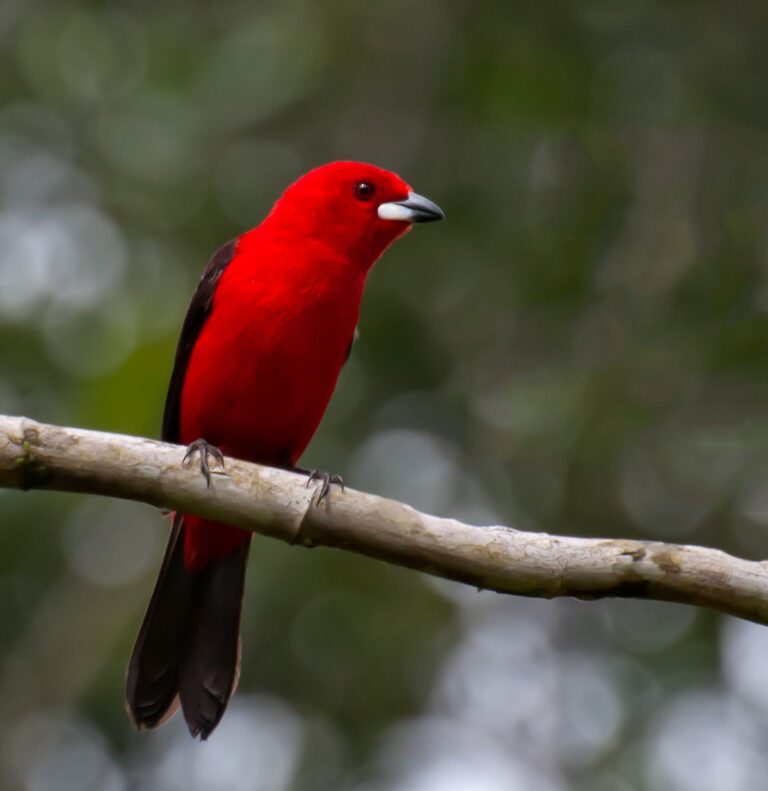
1;414;767;624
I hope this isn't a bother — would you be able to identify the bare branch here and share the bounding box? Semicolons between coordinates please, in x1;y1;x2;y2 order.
1;414;767;624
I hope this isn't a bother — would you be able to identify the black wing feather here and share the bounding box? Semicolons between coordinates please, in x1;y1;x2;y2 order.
126;513;190;729
127;237;245;739
161;239;238;443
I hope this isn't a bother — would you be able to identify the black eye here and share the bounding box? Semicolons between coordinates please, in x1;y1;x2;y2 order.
353;181;375;201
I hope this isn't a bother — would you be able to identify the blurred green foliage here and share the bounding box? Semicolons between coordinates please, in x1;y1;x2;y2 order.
2;1;768;789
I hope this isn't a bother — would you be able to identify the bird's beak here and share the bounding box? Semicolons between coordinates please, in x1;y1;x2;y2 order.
377;191;445;223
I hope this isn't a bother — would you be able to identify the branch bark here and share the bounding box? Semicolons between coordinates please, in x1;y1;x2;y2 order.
1;414;767;624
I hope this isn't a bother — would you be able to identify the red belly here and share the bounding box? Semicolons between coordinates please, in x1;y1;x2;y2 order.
177;256;363;570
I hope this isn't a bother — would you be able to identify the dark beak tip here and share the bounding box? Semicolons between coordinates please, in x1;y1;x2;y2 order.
404;193;445;223
422;207;445;223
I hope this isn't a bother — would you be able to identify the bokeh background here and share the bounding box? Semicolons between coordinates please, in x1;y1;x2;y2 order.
2;1;768;789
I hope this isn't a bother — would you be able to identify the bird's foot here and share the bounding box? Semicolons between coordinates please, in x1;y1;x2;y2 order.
183;438;225;487
306;469;344;509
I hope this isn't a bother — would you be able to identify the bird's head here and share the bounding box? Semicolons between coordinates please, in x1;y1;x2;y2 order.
266;161;444;267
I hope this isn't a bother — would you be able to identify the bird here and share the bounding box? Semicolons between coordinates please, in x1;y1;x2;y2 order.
125;161;444;739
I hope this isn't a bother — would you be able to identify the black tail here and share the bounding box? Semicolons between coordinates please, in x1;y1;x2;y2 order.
126;515;250;739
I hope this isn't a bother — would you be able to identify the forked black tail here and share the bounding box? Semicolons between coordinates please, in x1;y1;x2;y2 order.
126;515;250;739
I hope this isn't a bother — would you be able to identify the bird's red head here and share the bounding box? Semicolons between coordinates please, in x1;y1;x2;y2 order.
264;161;444;268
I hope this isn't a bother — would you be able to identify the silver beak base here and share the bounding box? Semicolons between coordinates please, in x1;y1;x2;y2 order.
378;191;444;223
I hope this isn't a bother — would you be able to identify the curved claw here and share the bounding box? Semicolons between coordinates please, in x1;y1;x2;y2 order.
183;439;225;487
306;470;344;508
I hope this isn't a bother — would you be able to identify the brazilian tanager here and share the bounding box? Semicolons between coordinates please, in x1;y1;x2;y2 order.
126;161;444;739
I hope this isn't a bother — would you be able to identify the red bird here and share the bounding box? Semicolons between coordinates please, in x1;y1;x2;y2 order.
126;161;443;739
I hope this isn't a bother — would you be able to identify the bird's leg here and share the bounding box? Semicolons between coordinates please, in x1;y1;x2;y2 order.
307;470;345;508
295;467;344;508
183;438;225;487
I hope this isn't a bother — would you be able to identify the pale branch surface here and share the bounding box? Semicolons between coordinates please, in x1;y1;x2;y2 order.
1;414;767;624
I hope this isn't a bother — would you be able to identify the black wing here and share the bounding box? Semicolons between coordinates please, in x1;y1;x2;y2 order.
161;239;238;443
